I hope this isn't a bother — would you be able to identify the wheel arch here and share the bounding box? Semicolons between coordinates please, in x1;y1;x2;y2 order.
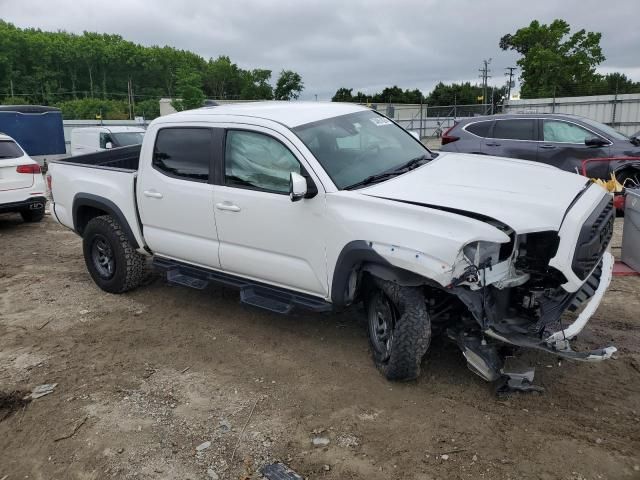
331;240;430;308
72;193;139;249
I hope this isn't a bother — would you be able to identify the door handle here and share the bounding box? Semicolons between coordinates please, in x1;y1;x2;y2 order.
485;142;501;147
143;190;163;199
540;144;556;149
215;202;241;212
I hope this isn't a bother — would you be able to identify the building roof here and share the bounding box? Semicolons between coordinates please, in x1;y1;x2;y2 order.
163;101;369;128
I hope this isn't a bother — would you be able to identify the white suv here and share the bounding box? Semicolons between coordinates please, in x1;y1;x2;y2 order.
0;133;47;222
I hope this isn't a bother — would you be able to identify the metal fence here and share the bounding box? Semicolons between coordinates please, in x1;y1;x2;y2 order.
367;102;497;138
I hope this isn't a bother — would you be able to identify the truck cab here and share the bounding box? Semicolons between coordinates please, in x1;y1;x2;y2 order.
70;126;145;156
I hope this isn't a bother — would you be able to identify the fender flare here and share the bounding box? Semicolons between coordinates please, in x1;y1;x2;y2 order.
331;240;428;307
72;193;139;249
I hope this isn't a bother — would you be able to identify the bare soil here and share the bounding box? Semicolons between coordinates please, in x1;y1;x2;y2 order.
1;214;639;480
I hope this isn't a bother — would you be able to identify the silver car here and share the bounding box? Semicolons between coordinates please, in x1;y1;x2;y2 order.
440;113;640;174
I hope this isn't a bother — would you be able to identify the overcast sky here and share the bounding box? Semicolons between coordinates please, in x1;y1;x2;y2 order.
1;0;638;100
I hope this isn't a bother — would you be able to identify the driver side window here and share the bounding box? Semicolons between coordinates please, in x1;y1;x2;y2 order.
225;130;301;194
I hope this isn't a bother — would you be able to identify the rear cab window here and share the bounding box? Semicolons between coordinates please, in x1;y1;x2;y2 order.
152;128;213;182
0;140;24;159
492;119;537;141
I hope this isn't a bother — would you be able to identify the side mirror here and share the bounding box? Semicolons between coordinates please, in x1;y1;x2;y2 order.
289;171;307;202
105;142;113;149
585;136;606;147
409;130;420;140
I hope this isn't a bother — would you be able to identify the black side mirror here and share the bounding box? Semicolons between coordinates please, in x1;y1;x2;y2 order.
585;136;607;147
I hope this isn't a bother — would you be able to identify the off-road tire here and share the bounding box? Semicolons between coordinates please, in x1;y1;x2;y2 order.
365;280;431;381
82;215;146;294
20;209;44;223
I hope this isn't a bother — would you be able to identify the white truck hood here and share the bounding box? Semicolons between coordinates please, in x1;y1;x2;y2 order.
360;152;589;233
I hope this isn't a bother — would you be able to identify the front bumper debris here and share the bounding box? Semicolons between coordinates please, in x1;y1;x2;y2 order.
486;252;616;362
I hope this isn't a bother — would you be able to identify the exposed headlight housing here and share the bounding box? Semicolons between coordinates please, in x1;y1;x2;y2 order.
463;241;502;267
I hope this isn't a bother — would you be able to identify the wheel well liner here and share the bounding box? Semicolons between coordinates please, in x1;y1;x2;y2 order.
72;193;139;249
331;240;429;307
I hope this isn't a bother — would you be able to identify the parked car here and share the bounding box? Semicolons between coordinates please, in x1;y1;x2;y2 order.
0;132;47;222
440;113;640;173
70;126;145;156
48;102;615;389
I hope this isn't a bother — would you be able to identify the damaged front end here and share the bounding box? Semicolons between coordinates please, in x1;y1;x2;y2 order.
443;196;616;388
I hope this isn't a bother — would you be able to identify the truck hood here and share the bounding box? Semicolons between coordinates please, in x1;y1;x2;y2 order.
359;152;590;233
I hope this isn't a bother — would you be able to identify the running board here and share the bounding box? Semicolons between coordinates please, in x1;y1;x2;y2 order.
154;257;332;314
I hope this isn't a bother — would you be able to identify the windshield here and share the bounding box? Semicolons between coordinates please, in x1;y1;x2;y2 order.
112;132;144;146
579;117;629;141
0;140;24;159
293;110;429;189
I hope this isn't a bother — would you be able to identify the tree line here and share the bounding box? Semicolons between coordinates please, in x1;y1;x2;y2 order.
332;83;507;106
332;20;639;105
0;20;304;119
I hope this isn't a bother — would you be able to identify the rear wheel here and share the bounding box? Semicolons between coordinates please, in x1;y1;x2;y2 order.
20;209;44;223
82;215;146;293
365;281;431;381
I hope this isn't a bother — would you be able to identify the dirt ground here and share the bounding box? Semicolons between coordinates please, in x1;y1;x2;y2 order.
1;213;639;480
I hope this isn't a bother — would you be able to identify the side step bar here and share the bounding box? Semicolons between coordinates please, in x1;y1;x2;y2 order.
154;257;332;314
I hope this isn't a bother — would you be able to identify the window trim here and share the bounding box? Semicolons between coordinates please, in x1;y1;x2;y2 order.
222;127;313;196
541;119;612;146
151;126;217;184
463;117;613;146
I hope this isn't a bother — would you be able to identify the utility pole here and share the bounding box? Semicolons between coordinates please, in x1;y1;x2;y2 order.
10;78;14;97
504;66;516;101
479;59;492;114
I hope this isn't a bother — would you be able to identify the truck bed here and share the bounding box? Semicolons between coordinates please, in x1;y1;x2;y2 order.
55;145;141;171
48;144;146;250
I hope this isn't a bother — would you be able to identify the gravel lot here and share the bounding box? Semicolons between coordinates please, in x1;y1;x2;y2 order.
1;213;639;480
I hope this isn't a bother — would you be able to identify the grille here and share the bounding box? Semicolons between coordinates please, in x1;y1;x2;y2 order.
572;196;614;279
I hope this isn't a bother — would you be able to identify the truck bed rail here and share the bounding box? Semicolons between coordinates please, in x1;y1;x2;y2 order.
53;144;141;171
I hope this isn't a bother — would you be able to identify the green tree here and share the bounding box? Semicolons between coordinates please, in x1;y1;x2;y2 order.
332;87;354;102
274;70;304;100
499;19;605;98
240;69;273;100
172;67;205;111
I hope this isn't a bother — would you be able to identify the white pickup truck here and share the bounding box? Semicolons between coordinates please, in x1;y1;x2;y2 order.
48;102;616;389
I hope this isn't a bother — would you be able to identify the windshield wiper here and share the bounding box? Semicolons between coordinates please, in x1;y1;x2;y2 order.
393;153;432;172
344;154;432;190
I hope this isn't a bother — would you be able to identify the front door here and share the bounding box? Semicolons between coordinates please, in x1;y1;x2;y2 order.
212;127;328;297
137;126;222;268
537;119;611;172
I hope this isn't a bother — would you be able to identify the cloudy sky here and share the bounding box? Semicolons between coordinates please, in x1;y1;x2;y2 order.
1;0;638;100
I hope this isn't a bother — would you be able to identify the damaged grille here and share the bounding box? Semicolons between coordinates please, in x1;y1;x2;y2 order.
572;196;614;280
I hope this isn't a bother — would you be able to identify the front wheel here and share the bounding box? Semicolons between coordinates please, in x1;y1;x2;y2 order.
365;281;431;381
82;215;146;294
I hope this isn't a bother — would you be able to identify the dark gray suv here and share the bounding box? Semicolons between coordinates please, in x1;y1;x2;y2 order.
440;113;640;173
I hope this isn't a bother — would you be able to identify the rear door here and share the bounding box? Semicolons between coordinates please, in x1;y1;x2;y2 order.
0;140;33;192
137;126;223;268
482;118;538;161
537;119;611;172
